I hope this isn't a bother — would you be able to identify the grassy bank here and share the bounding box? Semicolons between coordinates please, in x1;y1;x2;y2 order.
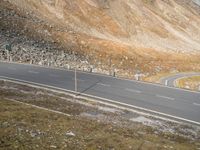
177;76;200;91
0;80;200;150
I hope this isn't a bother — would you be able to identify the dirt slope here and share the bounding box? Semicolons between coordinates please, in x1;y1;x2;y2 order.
1;0;200;77
8;0;200;52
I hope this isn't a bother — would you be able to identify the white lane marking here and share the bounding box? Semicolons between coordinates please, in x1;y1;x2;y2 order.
193;103;200;106
2;61;200;94
1;76;200;126
28;70;39;74
156;95;175;101
49;74;60;78
97;83;111;87
165;80;168;86
8;67;17;70
125;88;142;94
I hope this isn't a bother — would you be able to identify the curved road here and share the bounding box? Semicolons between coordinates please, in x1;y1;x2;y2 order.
0;62;200;125
160;73;200;87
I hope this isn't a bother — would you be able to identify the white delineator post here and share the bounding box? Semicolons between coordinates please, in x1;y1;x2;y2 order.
165;80;168;86
135;74;139;81
75;65;77;92
74;52;77;93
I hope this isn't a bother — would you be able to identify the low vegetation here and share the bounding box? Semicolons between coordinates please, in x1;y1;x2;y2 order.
177;76;200;91
0;80;200;150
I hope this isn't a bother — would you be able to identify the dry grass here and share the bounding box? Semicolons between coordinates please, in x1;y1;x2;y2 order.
0;99;198;150
177;76;200;91
0;80;200;149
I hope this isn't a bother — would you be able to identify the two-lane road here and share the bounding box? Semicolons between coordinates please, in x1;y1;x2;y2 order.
160;72;200;87
0;62;200;125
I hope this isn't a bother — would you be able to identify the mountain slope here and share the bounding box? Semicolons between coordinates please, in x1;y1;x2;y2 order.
1;0;200;77
9;0;200;52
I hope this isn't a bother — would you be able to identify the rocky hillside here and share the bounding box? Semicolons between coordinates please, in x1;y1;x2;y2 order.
1;0;200;78
8;0;200;52
193;0;200;6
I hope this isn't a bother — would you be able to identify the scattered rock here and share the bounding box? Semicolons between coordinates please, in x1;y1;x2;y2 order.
65;131;76;137
50;145;57;149
30;131;38;137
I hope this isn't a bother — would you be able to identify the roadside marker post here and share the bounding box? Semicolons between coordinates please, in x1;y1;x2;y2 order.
75;65;77;92
5;44;12;62
74;52;78;94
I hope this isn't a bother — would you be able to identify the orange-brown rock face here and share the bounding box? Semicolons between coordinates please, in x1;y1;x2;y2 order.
1;0;200;76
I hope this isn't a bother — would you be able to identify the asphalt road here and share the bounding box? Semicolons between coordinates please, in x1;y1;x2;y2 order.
160;73;200;87
0;62;200;124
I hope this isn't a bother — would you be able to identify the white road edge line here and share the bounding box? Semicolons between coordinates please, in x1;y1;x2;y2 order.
0;76;200;126
156;95;175;101
193;103;200;106
1;61;200;94
28;70;39;74
125;88;142;93
97;83;111;87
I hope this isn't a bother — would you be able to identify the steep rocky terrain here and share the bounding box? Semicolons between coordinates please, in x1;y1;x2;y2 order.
0;0;200;78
